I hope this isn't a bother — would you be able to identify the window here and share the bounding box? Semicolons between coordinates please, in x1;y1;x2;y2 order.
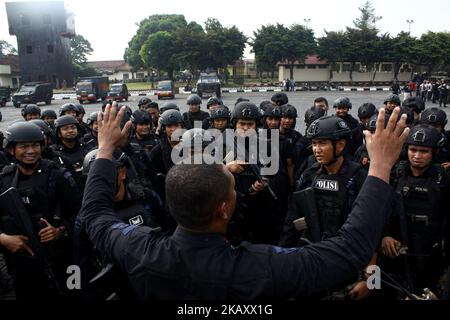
318;65;328;69
380;63;393;72
21;15;30;25
123;73;129;80
296;65;305;69
43;14;51;24
307;65;316;69
136;72;144;79
342;63;352;72
332;63;341;72
48;45;54;53
26;46;32;54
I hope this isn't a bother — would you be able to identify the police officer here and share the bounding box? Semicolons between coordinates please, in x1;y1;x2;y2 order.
59;103;79;118
0;122;81;299
226;102;288;245
159;102;179;114
137;97;152;111
333;97;363;156
130;109;160;153
41;109;57;129
354;103;378;169
21;104;41;121
74;148;165;296
79;104;409;299
310;97;329;115
209;106;230;132
402;96;425;123
271;92;288;106
281;116;372;299
50;115;90;179
82;112;99;150
75;104;90;136
148;109;184;199
183;94;209;130
418;107;450;167
384;94;401;114
381;124;449;296
357;103;378;129
146;101;160;130
202;97;224;130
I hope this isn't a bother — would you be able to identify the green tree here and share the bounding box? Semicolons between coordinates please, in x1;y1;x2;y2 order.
317;31;348;80
282;24;316;79
140;31;178;79
251;24;285;78
415;32;450;74
385;32;418;80
125;14;187;72
70;35;97;79
353;1;382;30
0;40;17;56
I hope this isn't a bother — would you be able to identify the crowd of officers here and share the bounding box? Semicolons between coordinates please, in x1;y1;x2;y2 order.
0;90;449;300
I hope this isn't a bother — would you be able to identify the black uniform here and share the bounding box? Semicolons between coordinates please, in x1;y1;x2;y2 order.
50;141;90;176
338;114;363;157
80;158;395;299
130;133;160;154
0;160;82;299
183;110;209;130
383;162;450;294
280;158;367;247
82;132;98;151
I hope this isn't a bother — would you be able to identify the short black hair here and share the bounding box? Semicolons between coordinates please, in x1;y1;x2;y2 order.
314;97;328;106
166;164;230;230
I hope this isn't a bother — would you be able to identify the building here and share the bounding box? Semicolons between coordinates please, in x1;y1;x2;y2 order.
87;60;148;82
6;1;74;88
0;54;21;88
278;55;415;84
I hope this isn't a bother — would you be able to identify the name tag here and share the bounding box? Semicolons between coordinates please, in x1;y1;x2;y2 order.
129;215;144;226
314;179;339;191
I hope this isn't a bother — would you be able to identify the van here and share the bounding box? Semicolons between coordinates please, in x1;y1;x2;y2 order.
107;83;129;102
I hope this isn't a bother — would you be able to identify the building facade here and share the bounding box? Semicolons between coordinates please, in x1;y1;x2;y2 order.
6;1;74;88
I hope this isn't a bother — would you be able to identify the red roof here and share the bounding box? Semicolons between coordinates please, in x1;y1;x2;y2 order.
87;60;131;72
0;54;20;73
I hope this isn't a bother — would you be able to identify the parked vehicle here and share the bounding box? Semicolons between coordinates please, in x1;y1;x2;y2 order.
76;76;109;103
0;87;12;107
156;80;175;100
12;82;53;108
196;72;221;98
107;83;129;102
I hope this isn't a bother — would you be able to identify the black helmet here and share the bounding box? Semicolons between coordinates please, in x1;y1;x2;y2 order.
75;104;85;115
357;103;377;120
160;109;184;126
405;124;445;148
306;116;351;141
281;104;298;118
402;97;425;113
419;107;448;127
138;97;152;107
263;105;282;118
210;106;231;120
271;92;288;106
54;115;79;129
21;104;41;117
82;148;128;176
333;97;352;109
180;128;214;149
384;94;401;106
147;101;159;109
59;103;80;116
3;121;45;149
206;97;222;108
235;97;250;107
231;102;261;123
160;102;180;114
304;108;326;126
131;109;152;125
29;119;52;136
259;100;273;113
367;107;414;133
41;109;57;119
86;112;99;126
187;94;202;106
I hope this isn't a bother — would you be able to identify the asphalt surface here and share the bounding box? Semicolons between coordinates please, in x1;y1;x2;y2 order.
1;91;449;134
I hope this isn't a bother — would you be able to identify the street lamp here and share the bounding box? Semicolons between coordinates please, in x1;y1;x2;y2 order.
304;18;311;29
406;19;414;34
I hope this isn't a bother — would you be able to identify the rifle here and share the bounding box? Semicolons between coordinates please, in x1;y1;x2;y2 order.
0;187;61;293
224;138;278;200
292;187;321;242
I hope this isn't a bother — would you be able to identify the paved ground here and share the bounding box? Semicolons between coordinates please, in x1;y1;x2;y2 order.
1;91;449;134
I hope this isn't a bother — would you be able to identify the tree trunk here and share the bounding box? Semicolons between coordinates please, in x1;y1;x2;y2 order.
289;64;294;80
349;62;356;82
372;63;378;82
393;62;401;81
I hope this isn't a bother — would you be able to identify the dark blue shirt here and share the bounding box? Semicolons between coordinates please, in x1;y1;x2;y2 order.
81;159;393;299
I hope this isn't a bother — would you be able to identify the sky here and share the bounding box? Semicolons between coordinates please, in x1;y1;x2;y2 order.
1;0;450;61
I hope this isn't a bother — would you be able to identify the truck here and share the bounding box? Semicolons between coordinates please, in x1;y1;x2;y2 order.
12;82;53;108
76;76;109;104
0;86;12;107
196;72;221;98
